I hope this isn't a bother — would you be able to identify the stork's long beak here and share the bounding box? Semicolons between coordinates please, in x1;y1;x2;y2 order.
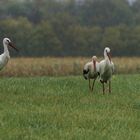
93;60;96;72
107;52;111;62
8;42;18;52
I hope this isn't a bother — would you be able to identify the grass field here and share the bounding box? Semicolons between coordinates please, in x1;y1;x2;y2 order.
0;74;139;140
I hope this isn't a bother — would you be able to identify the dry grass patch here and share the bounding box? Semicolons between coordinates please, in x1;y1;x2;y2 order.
0;57;139;77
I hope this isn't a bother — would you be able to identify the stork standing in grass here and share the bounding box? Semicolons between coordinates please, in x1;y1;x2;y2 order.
0;38;18;70
83;56;100;91
99;47;114;94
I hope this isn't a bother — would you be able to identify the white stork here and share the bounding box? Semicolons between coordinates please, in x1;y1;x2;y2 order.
83;56;100;91
99;47;114;94
0;38;18;70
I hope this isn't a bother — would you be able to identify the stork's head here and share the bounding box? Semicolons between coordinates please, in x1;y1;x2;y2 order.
92;56;97;61
104;47;110;54
104;47;111;62
3;38;18;52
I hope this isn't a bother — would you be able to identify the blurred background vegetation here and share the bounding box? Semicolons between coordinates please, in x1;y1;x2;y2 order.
0;0;139;57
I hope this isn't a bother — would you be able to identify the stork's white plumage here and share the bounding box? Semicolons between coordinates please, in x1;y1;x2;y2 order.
99;47;114;94
83;56;100;91
0;38;18;70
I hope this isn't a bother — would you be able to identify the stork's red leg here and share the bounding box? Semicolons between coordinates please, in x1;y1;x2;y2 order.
109;80;111;93
103;83;105;94
91;79;96;92
89;79;91;91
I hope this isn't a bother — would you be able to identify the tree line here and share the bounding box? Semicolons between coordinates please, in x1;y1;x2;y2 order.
0;0;140;57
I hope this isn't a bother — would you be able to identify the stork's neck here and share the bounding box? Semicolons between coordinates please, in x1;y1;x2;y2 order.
3;43;10;57
104;51;110;62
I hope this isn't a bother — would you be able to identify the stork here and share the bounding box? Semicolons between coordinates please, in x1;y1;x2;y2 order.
99;47;114;94
0;38;18;70
83;56;100;92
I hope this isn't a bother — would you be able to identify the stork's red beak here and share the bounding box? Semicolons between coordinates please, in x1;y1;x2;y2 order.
8;42;18;52
93;60;96;72
107;52;111;62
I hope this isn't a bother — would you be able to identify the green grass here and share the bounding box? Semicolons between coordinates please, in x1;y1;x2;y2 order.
0;74;139;140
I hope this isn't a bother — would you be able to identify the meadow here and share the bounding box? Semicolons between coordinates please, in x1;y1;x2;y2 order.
0;57;139;140
0;75;139;140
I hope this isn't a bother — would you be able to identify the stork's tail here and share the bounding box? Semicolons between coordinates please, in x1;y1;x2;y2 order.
83;69;89;80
